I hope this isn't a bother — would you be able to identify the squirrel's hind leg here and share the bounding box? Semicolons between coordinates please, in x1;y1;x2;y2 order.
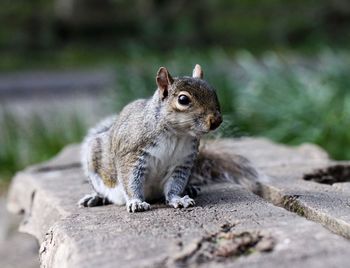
78;172;125;207
78;193;112;207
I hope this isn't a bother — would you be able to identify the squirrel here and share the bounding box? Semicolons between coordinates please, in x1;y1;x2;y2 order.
78;64;260;213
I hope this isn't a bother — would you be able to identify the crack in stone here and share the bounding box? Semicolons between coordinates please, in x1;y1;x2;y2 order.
258;184;350;239
282;195;306;217
22;190;36;225
33;163;81;173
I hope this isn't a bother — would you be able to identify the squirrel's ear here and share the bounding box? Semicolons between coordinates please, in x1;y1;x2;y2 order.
192;64;203;79
156;67;174;100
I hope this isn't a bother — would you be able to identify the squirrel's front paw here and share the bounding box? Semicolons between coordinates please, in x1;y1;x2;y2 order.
168;195;195;209
127;199;151;213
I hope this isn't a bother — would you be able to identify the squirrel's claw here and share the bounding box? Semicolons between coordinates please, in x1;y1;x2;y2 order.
127;199;151;213
168;195;195;209
78;193;111;207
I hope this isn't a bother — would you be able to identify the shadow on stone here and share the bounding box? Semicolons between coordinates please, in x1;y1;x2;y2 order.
194;185;255;208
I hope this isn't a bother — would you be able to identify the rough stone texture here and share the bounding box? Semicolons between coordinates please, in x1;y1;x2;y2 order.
7;138;350;268
333;182;350;193
208;139;350;238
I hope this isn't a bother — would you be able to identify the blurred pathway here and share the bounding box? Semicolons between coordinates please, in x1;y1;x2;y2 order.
0;69;116;125
0;196;39;268
0;69;115;100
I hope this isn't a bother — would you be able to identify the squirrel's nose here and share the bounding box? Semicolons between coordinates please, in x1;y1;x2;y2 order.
208;113;222;130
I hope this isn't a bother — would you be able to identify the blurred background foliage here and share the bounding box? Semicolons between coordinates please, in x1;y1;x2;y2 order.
1;0;350;53
1;0;350;183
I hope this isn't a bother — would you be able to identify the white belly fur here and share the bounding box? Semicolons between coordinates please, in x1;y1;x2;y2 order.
143;134;193;200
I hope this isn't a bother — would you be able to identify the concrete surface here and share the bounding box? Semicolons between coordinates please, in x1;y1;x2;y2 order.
7;138;350;268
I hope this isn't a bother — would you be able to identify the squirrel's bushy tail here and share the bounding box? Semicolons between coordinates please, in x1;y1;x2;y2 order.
190;140;263;194
86;115;117;137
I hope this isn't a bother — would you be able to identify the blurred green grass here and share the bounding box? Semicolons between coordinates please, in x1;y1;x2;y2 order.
0;111;86;182
1;49;349;183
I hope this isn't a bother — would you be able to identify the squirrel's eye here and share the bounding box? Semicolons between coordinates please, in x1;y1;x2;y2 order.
178;94;191;106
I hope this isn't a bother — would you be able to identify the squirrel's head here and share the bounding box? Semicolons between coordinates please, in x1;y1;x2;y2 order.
155;64;222;137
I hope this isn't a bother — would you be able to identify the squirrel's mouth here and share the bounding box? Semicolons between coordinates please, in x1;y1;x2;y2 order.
166;120;212;137
189;128;210;137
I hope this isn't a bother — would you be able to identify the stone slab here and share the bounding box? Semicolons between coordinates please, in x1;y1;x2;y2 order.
7;138;350;267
